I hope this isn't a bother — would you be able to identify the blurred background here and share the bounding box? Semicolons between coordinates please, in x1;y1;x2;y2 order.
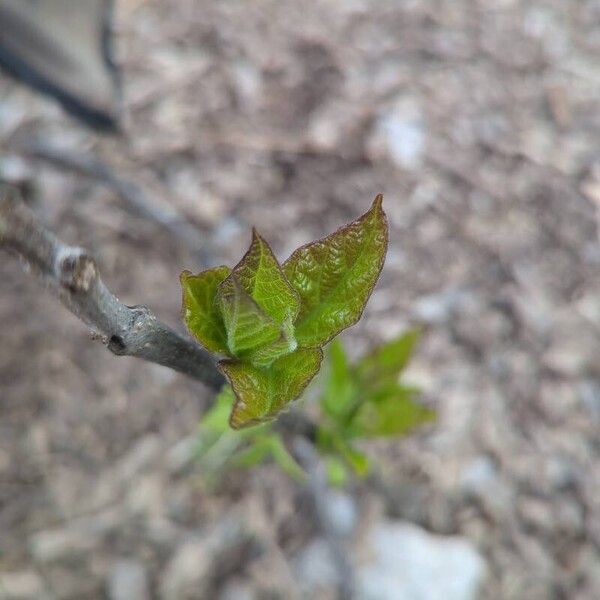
1;1;600;598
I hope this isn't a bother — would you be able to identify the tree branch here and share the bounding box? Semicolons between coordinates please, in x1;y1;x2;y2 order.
0;187;224;390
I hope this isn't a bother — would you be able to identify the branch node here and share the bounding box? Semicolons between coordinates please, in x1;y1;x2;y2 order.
108;334;127;354
56;248;98;292
0;189;224;390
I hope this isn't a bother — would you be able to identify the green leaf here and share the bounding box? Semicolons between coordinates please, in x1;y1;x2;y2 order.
230;433;305;480
195;385;257;457
200;385;236;432
350;383;435;438
332;435;370;476
181;266;230;354
322;339;357;422
283;195;388;347
217;231;300;365
246;313;297;368
356;328;421;386
220;347;323;429
195;385;274;483
230;436;273;468
226;229;300;326
316;428;370;477
217;276;281;357
194;388;246;481
325;456;349;488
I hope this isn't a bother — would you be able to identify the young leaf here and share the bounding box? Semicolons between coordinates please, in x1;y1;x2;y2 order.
332;435;370;476
196;385;266;450
350;383;435;438
316;429;370;476
201;384;236;431
180;266;230;354
325;456;349;488
218;276;281;357
322;339;357;422
283;195;388;347
220;347;323;429
247;313;297;367
230;433;305;480
195;386;247;481
356;328;421;385
230;436;273;468
226;229;300;326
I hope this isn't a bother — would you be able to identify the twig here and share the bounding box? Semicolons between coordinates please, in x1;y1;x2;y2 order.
293;437;356;600
0;188;319;438
17;140;208;260
0;187;224;390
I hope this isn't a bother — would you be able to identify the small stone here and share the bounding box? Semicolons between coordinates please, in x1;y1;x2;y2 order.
160;539;211;600
219;579;256;600
542;316;600;379
544;456;581;491
460;456;498;496
578;380;600;422
145;517;185;549
293;537;340;595
160;517;256;600
543;339;592;377
126;473;165;518
518;497;553;532
232;60;262;108
576;293;600;326
358;520;486;600
368;96;426;170
167;435;197;474
29;528;99;563
412;288;475;324
0;155;32;185
107;560;150;600
322;491;358;538
212;217;245;251
166;484;195;524
0;570;45;600
116;436;163;482
29;508;121;564
554;499;584;534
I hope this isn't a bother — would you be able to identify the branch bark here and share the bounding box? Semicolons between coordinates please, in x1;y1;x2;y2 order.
0;187;224;390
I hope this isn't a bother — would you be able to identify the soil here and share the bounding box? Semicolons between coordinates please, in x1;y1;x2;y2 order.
1;1;600;598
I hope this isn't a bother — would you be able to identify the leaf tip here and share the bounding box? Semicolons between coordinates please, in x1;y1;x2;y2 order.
250;228;274;253
250;227;265;244
217;360;255;430
179;269;192;284
372;193;384;210
228;410;253;430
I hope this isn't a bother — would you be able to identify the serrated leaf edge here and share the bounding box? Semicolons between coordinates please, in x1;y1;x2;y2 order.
283;194;388;347
180;266;231;354
220;347;324;430
229;228;301;324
